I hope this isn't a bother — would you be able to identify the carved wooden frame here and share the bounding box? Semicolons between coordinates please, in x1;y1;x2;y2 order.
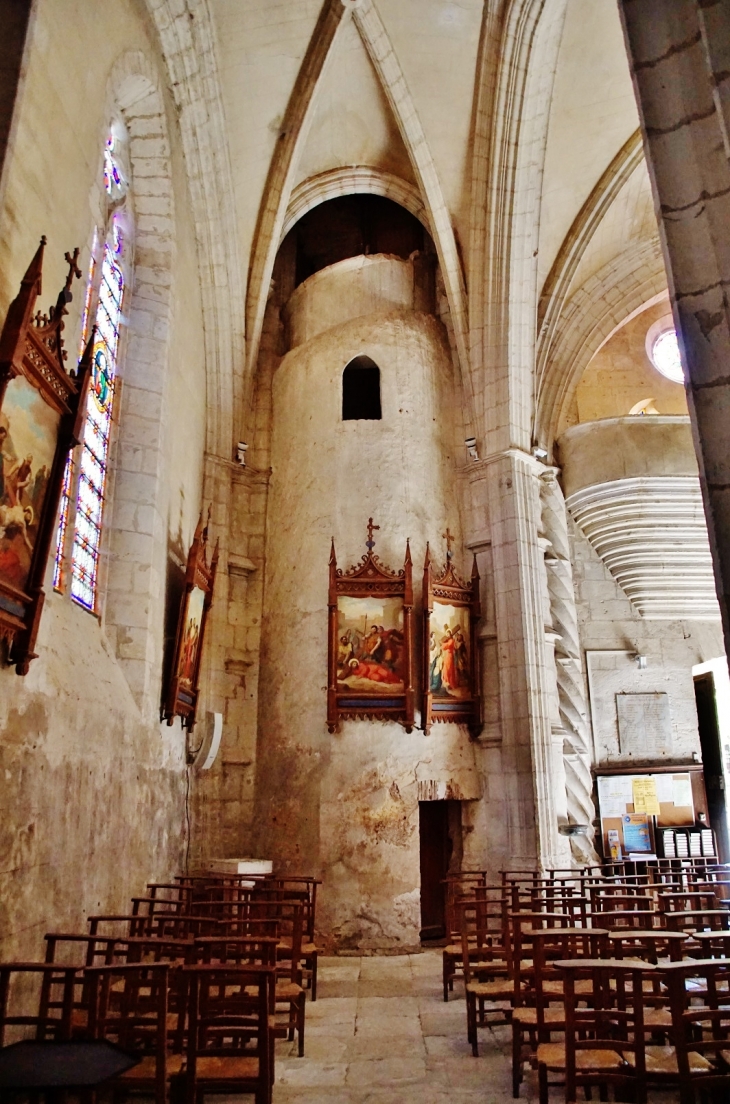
328;522;415;733
0;239;92;674
422;544;482;737
163;510;218;729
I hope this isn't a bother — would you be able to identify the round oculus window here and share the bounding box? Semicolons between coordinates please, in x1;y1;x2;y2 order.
646;317;684;384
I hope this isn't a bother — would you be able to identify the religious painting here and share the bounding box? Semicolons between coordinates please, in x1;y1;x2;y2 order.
164;511;218;729
336;595;405;694
422;537;482;737
0;239;92;673
0;376;60;593
328;519;415;732
177;584;206;690
428;603;471;700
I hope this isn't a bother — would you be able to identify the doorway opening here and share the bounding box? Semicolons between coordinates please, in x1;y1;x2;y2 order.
694;671;730;862
418;800;462;941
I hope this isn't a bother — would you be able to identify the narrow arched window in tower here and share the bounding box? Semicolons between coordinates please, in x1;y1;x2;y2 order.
342;356;382;420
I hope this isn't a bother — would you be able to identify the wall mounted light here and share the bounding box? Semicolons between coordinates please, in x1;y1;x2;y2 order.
634;654;648;670
532;446;548;461
236;441;248;466
465;436;479;462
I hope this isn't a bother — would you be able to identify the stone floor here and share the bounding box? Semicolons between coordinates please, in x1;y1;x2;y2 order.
272;950;538;1103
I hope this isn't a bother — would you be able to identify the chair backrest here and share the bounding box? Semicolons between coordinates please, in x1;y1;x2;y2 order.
193;936;279;969
0;963;83;1045
663;958;730;1102
183;965;272;1098
87;962;175;1100
557;958;652;1104
44;932;120;967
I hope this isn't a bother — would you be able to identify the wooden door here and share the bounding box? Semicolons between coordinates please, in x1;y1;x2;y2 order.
419;801;458;940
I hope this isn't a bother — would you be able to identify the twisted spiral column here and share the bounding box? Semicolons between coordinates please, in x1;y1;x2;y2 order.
540;471;598;863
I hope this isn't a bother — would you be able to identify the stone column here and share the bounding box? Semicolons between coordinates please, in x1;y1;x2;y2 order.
540;470;598;863
0;1;32;202
618;0;730;663
484;449;564;870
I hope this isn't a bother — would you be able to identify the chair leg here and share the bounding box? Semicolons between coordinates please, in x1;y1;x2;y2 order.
538;1062;548;1104
297;992;305;1057
512;1022;523;1097
310;952;318;1002
466;992;479;1057
443;956;450;1002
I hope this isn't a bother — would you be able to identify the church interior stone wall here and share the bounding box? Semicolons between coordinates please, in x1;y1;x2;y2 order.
1;0;730;958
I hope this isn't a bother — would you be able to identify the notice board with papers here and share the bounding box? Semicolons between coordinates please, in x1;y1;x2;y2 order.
596;769;704;859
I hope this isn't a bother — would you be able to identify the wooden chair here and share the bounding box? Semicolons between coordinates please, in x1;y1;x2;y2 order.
181;964;273;1104
511;926;610;1097
664;958;730;1104
459;896;513;1057
86;961;184;1104
441;873;488;1000
542;959;651;1104
0;962;83;1045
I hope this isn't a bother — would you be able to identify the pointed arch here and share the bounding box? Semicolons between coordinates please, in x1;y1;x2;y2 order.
469;0;568;453
352;0;471;407
244;0;472;427
535;129;645;408
244;0;349;393
283;168;428;241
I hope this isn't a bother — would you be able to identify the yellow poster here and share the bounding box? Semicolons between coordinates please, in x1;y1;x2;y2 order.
632;777;661;816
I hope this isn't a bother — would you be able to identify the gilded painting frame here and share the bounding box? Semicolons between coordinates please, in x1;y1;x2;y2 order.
0;239;92;674
328;520;415;733
422;544;482;737
164;510;218;729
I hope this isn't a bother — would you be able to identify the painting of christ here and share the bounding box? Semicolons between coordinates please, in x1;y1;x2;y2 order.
429;603;471;699
336;594;405;695
0;374;59;593
177;584;206;689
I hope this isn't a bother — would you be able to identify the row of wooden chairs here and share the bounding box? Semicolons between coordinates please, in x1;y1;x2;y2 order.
0;868;323;1103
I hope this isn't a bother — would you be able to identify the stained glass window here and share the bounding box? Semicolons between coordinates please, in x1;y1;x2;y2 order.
70;218;125;610
54;239;97;592
103;132;125;197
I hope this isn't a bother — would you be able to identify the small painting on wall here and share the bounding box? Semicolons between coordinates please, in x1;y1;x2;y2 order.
328;519;415;732
336;594;405;694
0;376;60;592
428;603;471;700
422;538;482;737
163;511;218;729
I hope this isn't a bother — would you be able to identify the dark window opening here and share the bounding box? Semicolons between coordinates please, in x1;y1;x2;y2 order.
283;194;428;288
342;356;381;420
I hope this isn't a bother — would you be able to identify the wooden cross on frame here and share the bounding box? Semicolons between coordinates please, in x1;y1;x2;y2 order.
366;517;380;550
442;527;455;560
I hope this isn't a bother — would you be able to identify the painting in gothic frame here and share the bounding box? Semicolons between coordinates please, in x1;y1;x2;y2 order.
327;526;415;733
0;375;59;593
422;545;483;737
428;603;471;700
164;512;218;730
336;594;406;694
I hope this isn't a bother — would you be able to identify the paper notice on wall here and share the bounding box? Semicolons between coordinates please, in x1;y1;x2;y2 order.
623;813;652;853
672;776;693;809
632;777;661;816
597;776;631;818
653;774;674;804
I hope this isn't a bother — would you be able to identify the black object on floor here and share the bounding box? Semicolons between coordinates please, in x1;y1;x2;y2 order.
0;1040;139;1088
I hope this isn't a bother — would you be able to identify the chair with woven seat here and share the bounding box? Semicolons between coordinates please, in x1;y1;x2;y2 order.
182;964;273;1104
663;957;730;1104
441;872;488;1001
511;927;608;1098
459;895;513;1057
539;958;652;1104
86;961;184;1104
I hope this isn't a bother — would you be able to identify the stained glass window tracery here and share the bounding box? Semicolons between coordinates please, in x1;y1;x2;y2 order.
54;236;97;592
70;219;125;610
54;122;130;611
